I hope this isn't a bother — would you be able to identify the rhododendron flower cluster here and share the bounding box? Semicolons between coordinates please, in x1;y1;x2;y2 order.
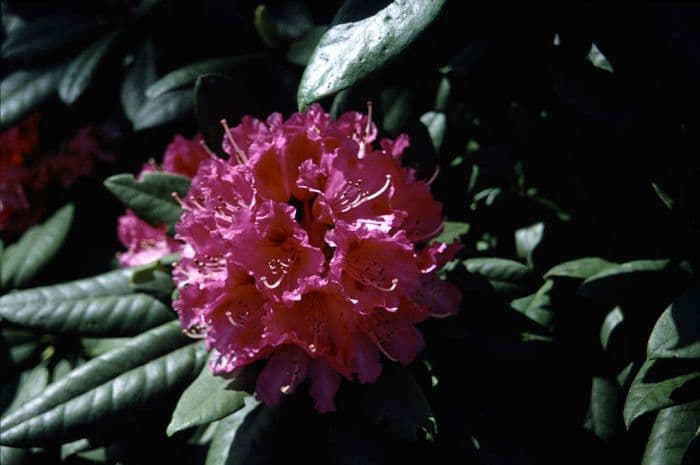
0;115;107;235
117;134;208;267
172;105;462;412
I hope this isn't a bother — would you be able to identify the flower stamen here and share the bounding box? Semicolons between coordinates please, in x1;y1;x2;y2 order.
220;119;248;164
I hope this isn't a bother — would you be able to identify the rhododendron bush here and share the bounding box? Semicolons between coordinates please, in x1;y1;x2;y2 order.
1;2;699;465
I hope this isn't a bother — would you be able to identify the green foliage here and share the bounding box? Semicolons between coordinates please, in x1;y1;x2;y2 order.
2;1;699;464
0;321;205;447
204;398;260;465
462;257;536;294
641;401;700;465
1;204;74;289
647;286;700;360
167;357;249;436
104;172;190;231
58;30;121;104
624;360;700;428
0;67;62;130
298;0;447;108
146;55;263;100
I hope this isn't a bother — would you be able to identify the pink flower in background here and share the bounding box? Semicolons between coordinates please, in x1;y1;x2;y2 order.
115;133;207;267
116;210;180;267
172;105;461;412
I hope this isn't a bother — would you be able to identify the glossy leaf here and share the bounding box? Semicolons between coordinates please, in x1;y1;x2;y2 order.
642;401;700;465
420;111;446;153
578;259;684;302
120;42;157;123
0;447;26;465
81;338;130;357
0;67;61;130
544;257;616;280
58;30;120;104
584;376;622;442
0;258;173;336
1;15;107;61
624;359;700;428
0;322;205;447
433;221;469;244
463;257;536;294
0;291;172;336
5;363;50;415
104;172;190;230
204;398;260;465
145;55;262;99
514;222;544;263
340;363;437;442
600;307;624;351
1;204;74;289
648;286;700;360
132;89;194;130
287;26;327;67
297;0;447;108
510;280;554;327
167;358;248;436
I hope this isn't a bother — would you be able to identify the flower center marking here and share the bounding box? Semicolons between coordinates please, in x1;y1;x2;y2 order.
344;256;399;292
333;174;392;213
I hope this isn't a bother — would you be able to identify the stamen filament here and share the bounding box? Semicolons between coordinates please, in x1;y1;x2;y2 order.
220;119;248;164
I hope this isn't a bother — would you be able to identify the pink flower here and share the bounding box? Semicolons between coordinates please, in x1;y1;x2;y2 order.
172;104;461;412
117;210;180;267
163;133;209;178
116;133;208;267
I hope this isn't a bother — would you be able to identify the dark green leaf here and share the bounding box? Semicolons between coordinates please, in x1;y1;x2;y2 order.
58;30;120;104
0;67;61;130
287;26;327;67
510;280;554;327
0;321;205;447
104;172;190;230
642;401;700;465
297;0;448;108
462;257;536;294
433;221;469;244
1;15;107;61
0;446;26;465
132;89;193;130
419;111;446;153
167;356;248;436
648;286;700;360
146;55;263;100
120;42;157;123
587;43;613;73
514;222;544;264
1;204;74;289
5;363;50;415
204;398;260;465
340;364;437;442
544;257;616;280
600;307;624;351
81;338;130;357
578;259;684;302
0;265;173;336
653;182;675;210
624;359;700;428
584;376;622;442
